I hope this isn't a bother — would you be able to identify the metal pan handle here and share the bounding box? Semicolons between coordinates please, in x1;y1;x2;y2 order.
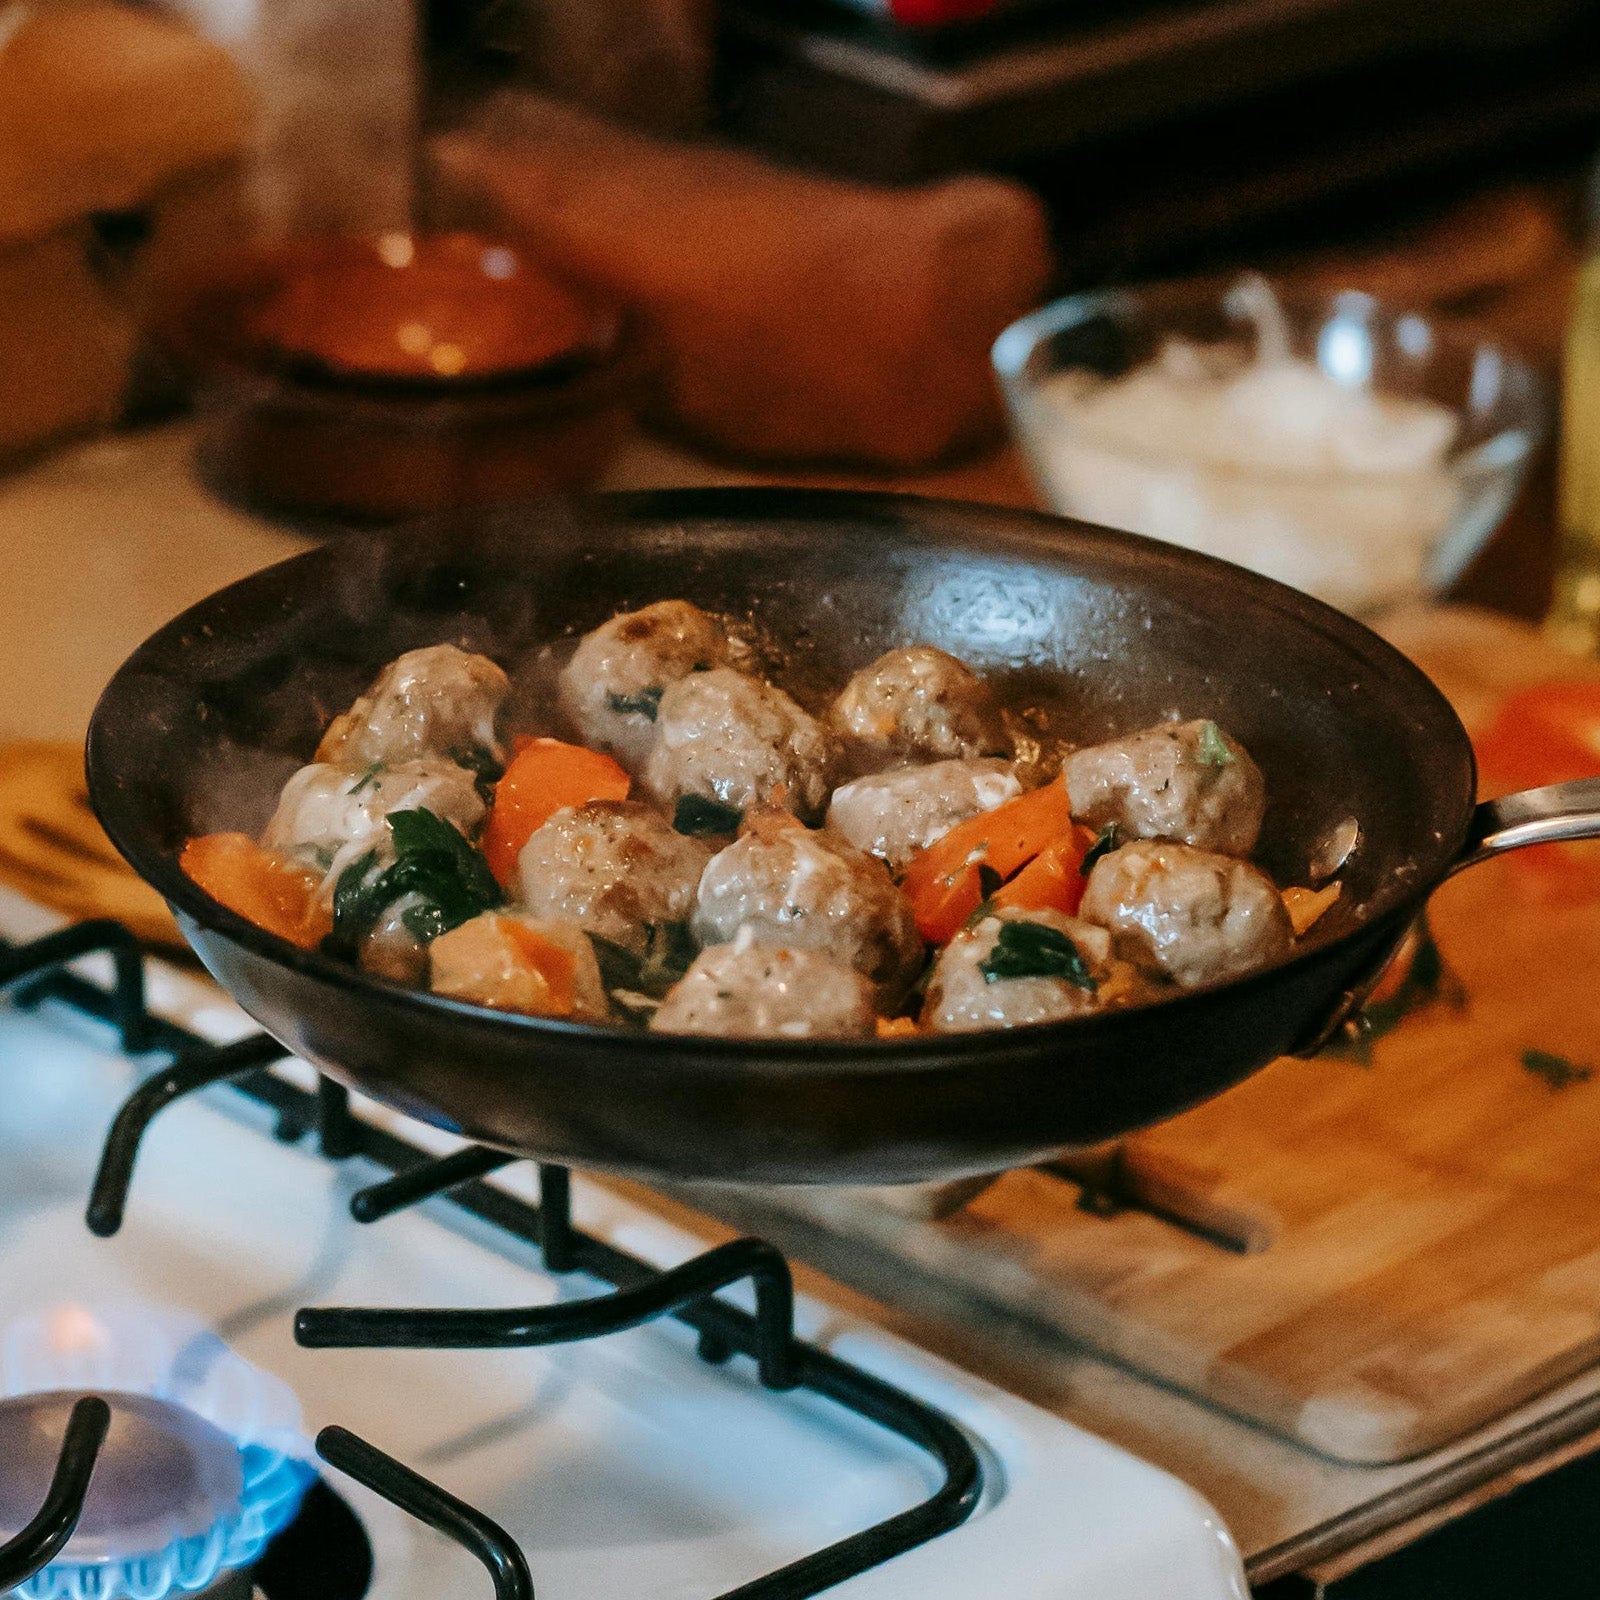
1298;778;1600;1056
1453;778;1600;872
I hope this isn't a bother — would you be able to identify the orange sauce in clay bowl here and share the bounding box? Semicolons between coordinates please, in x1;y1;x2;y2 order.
154;232;656;521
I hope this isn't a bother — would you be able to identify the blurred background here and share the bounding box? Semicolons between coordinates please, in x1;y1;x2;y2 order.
6;0;1600;678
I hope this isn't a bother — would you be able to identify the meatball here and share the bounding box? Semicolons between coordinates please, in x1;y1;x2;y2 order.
430;913;608;1021
1063;718;1266;858
922;907;1130;1034
831;646;1007;767
558;600;732;771
650;930;877;1040
826;758;1021;874
692;819;922;992
517;799;711;957
643;667;837;821
263;756;486;901
317;645;509;768
1079;838;1292;989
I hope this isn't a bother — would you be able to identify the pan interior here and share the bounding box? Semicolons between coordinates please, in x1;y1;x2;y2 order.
90;491;1473;964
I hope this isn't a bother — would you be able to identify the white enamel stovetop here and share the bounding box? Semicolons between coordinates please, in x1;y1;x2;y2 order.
0;888;1246;1600
0;425;1251;1597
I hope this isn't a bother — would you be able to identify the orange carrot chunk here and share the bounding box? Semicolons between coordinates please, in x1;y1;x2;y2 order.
906;859;986;945
181;833;331;950
901;778;1074;942
992;825;1096;917
482;738;631;886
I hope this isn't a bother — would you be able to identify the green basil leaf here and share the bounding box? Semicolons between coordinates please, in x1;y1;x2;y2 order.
1196;720;1235;768
1080;822;1123;876
587;933;644;994
608;687;664;721
589;922;697;1000
639;920;697;992
979;919;1097;991
673;794;744;836
324;849;384;960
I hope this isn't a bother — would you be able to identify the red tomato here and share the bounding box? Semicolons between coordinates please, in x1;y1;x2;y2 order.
1473;678;1600;904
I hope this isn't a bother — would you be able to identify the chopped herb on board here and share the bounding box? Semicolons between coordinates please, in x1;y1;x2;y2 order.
1080;822;1123;875
979;920;1097;990
1521;1050;1593;1091
1196;721;1235;767
608;687;664;721
674;794;743;836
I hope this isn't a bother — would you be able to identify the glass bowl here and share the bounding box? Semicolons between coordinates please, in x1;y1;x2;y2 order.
992;278;1547;616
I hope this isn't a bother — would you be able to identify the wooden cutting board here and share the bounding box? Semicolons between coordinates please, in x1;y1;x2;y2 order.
743;608;1600;1464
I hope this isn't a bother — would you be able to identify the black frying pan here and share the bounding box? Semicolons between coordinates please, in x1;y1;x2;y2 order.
85;490;1600;1185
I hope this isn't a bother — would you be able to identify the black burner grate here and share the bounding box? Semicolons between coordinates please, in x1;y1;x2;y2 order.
0;922;983;1598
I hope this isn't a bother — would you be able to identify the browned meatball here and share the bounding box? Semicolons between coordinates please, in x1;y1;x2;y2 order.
557;600;732;771
517;800;712;957
317;645;509;768
1063;718;1266;857
1079;838;1292;989
831;646;1008;766
643;668;838;821
650;930;877;1039
921;907;1135;1034
692;819;921;992
825;758;1021;874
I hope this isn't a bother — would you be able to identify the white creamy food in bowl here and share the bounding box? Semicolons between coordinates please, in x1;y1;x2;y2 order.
994;275;1544;616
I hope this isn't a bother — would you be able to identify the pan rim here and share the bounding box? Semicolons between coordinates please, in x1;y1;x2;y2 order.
86;486;1476;1071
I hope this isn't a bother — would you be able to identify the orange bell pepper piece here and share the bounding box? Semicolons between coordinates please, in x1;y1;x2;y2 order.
907;859;986;945
180;833;332;949
991;825;1096;917
482;738;631;886
901;778;1074;943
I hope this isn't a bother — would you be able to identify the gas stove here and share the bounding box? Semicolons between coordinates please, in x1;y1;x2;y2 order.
0;888;1246;1600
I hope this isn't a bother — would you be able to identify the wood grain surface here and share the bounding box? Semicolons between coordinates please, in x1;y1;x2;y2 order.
752;608;1600;1464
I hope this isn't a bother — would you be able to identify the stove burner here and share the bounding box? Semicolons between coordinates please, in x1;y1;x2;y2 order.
0;1392;243;1554
0;1305;315;1600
